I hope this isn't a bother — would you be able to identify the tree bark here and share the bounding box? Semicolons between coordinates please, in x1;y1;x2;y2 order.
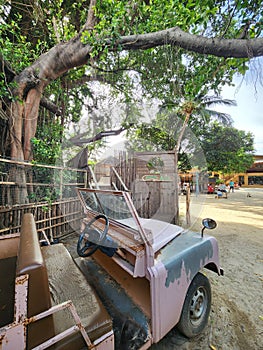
9;37;93;161
8;24;263;163
23;88;42;160
118;27;263;58
173;109;192;224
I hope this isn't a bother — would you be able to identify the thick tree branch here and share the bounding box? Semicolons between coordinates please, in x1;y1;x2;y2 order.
68;125;133;147
7;22;263;163
40;96;62;115
117;27;263;58
84;0;97;31
10;25;263;93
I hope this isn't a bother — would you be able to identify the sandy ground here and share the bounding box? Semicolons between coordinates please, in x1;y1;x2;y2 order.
151;187;263;350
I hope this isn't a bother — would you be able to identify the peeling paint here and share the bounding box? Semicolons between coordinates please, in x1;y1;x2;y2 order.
156;231;214;287
24;316;35;325
15;275;28;285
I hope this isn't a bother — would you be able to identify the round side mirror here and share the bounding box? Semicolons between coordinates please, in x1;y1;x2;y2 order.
201;218;217;237
202;218;217;230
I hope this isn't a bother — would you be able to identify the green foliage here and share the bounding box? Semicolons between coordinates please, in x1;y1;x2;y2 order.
103;86;255;175
79;0;256;105
31;121;63;165
131;117;255;175
201;123;255;174
92;0;221;36
1;0;262;163
127;95;234;150
128;123;174;152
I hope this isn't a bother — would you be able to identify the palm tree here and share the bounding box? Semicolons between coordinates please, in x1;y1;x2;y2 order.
130;94;237;152
194;94;237;126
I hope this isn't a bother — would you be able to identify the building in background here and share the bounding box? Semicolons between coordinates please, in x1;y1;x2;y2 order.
237;155;263;187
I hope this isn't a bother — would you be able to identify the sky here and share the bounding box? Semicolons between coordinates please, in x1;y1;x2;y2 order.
216;70;263;155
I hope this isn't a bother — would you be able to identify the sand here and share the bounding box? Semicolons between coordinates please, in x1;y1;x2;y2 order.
151;187;263;350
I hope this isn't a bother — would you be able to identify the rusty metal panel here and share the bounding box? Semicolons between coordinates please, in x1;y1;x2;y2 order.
0;323;25;350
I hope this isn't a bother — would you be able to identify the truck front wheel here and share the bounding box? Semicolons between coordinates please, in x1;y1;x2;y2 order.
177;272;211;338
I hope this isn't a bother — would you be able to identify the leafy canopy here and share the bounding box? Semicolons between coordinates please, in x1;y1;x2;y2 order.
0;0;262;163
201;123;254;174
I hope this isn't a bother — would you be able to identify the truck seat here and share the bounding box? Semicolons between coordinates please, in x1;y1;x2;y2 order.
16;213;55;349
42;243;113;350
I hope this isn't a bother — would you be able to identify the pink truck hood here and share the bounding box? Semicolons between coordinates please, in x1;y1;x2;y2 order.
117;217;184;252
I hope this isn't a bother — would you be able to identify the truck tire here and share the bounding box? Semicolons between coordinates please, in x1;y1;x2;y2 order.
177;272;211;338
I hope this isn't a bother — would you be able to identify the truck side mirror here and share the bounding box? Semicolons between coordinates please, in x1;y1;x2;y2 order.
201;218;217;237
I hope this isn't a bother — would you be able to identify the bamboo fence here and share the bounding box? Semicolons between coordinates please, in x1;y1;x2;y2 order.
0;158;88;238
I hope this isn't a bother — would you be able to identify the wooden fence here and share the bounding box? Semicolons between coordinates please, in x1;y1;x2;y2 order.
0;158;88;238
110;151;177;221
0;158;89;205
132;180;176;222
0;197;84;239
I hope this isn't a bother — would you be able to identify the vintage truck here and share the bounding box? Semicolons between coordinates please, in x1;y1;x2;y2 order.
0;188;223;349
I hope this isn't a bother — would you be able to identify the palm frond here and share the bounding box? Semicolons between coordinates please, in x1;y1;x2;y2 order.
201;95;237;107
206;109;233;125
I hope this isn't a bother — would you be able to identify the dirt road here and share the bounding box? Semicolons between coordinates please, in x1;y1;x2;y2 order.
151;187;263;350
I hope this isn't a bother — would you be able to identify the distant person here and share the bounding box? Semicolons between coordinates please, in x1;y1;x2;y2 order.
229;180;234;192
207;184;214;194
182;182;188;195
216;189;223;198
218;183;227;198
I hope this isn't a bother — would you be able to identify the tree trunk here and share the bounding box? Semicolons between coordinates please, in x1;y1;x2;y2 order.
173;110;192;224
6;0;97;204
9;164;29;205
173;151;179;224
6;15;263;202
23;88;42;161
9;27;263;162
